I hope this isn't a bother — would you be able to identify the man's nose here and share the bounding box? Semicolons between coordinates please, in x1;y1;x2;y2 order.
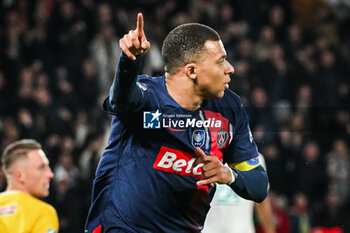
47;167;54;179
225;62;234;75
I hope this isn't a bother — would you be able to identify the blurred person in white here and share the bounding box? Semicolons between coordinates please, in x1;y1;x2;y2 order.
53;137;80;188
325;0;350;19
326;138;350;204
90;20;121;95
203;154;275;233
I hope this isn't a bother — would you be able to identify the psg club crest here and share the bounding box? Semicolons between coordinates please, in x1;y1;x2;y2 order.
217;129;228;148
192;130;205;147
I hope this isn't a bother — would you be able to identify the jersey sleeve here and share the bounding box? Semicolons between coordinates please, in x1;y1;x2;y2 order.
223;93;268;202
103;52;145;114
224;93;258;164
228;164;268;203
31;205;59;233
233;104;258;161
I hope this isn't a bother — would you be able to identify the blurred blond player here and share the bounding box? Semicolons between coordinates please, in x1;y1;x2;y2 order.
204;154;275;233
0;139;59;233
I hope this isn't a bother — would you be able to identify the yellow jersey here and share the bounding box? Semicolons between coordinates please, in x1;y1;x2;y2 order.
0;191;59;233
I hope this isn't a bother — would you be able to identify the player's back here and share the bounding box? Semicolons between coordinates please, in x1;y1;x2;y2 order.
0;191;59;233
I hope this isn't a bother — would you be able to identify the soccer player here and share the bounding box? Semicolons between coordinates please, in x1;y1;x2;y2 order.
85;13;268;233
0;139;59;233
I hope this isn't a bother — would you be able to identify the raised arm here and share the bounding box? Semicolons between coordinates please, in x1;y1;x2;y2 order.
105;13;151;113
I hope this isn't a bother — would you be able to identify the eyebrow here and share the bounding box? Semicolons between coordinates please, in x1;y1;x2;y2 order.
217;55;226;62
38;161;49;169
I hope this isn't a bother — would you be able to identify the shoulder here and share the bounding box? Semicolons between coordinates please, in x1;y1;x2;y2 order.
211;90;244;117
0;192;58;232
137;75;164;89
33;197;57;219
33;199;57;216
16;193;57;217
29;197;59;231
222;89;243;107
136;75;166;105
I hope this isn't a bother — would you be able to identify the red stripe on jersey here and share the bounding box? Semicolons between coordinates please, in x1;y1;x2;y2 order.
204;110;230;161
92;225;102;233
197;184;210;192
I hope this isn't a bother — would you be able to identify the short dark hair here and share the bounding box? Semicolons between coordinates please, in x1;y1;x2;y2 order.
162;23;220;74
1;139;42;173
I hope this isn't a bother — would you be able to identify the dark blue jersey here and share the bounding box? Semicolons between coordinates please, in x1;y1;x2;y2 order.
85;54;267;233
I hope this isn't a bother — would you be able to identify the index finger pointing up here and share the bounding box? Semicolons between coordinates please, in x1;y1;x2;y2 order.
136;13;144;34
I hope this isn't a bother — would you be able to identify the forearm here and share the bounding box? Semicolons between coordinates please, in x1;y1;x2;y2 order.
255;197;276;233
229;165;268;203
107;52;144;112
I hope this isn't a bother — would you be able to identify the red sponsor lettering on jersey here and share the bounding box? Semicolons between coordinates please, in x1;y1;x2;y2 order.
153;146;203;179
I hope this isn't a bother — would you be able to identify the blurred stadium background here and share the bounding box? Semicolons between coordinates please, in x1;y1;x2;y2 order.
0;0;349;232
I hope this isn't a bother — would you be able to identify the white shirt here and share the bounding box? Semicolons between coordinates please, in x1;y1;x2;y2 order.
203;155;266;233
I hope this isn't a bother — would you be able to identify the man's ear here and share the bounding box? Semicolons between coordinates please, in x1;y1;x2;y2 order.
12;168;25;183
184;63;197;80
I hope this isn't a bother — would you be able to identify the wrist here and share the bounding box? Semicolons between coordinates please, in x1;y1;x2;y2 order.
224;163;237;185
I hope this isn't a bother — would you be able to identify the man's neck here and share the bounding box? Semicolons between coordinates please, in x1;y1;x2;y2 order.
165;73;203;111
6;182;28;194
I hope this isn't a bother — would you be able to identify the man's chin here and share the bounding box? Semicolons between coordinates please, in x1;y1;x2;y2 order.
43;190;50;197
34;191;49;198
217;91;225;99
203;90;225;100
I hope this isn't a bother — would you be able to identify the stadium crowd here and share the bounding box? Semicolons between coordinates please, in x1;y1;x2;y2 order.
0;0;349;232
